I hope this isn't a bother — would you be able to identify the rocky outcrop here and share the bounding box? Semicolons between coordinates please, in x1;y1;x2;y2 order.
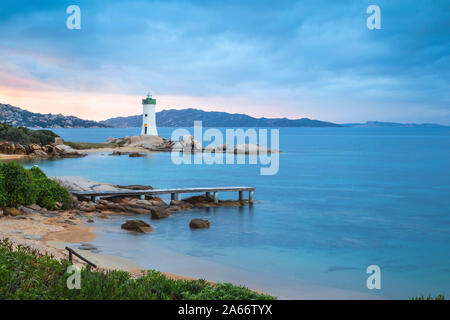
52;144;87;158
232;144;279;155
150;209;170;219
0;142;27;155
51;176;133;192
169;200;194;211
104;134;280;154
189;219;210;229
3;207;21;216
33;149;48;158
0;141;87;158
182;195;246;207
109;150;130;156
129;152;145;158
121;220;152;233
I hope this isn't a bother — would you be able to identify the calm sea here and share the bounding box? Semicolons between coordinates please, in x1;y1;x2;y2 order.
21;127;450;299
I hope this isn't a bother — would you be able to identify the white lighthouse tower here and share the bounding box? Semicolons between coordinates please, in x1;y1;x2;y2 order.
140;92;158;136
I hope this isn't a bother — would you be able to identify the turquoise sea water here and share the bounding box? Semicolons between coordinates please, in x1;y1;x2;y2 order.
21;127;450;299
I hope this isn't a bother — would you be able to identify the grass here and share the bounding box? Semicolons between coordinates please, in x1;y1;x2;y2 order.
410;294;445;300
63;141;118;150
0;238;276;300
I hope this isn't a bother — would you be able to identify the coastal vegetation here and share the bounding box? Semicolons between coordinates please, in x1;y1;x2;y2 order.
63;141;119;150
0;162;70;210
410;294;445;300
0;238;275;300
0;122;58;145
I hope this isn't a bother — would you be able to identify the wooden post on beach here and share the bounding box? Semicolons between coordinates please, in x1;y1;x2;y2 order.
205;192;210;198
249;191;254;204
239;191;243;201
213;192;219;204
171;193;175;201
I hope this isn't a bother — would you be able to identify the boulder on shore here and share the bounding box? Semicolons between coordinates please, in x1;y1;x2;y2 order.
33;149;48;158
121;220;153;233
53;144;87;158
3;207;21;216
51;176;135;192
189;219;210;229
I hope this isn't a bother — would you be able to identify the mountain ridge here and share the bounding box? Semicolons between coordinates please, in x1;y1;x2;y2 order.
1;103;447;128
343;121;448;128
0;103;109;128
100;108;342;127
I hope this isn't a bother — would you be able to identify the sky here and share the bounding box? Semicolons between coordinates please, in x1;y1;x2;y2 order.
0;0;449;124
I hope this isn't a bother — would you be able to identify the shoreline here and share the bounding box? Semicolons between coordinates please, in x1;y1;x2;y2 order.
0;210;223;284
0;204;380;299
0;154;29;160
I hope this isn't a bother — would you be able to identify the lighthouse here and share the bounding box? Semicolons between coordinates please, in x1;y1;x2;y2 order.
140;92;158;136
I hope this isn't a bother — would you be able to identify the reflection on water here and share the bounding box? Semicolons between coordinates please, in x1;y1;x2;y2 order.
18;126;450;299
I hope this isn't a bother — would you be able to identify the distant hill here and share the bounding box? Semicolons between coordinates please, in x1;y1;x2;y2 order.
0;103;109;128
344;121;448;128
100;108;341;128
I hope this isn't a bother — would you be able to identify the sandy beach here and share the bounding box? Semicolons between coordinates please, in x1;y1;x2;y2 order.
0;209;212;282
0;154;29;160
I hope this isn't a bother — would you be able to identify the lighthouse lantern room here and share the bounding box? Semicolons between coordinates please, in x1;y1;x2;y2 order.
141;92;158;136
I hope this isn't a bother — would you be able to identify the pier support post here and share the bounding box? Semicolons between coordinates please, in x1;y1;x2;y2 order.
213;192;219;204
205;192;210;198
171;193;175;201
93;196;100;203
139;194;145;200
239;191;243;201
249;191;254;204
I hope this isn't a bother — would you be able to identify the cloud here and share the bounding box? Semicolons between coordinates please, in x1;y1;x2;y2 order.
0;0;448;123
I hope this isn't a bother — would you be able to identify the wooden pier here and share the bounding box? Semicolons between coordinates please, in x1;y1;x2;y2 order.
71;186;255;204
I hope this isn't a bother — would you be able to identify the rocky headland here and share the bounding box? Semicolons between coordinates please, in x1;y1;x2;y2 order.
0;140;87;159
106;134;280;155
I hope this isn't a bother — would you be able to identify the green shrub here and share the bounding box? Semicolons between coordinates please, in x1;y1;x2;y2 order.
0;161;38;206
0;238;276;300
0;162;69;210
410;294;445;300
0;123;58;145
29;166;70;210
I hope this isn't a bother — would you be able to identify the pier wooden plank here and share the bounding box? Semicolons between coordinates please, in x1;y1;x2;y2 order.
71;186;255;197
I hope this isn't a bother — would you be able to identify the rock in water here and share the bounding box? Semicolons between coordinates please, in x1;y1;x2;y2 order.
121;220;153;233
189;219;210;229
151;209;170;219
116;184;153;190
129;152;145;157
